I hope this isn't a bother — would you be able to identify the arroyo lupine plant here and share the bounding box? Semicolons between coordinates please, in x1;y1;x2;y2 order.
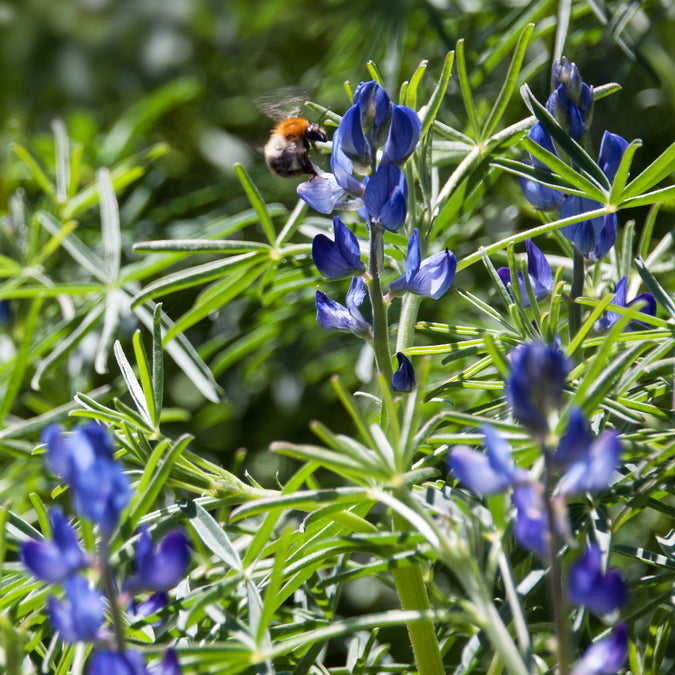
594;275;657;332
316;276;371;336
497;239;553;307
23;423;186;675
22;509;89;583
312;216;365;280
567;545;627;615
390;229;457;299
391;352;416;392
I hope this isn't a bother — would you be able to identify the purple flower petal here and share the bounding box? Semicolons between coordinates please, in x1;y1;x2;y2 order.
48;575;104;643
312;217;363;279
513;484;550;559
571;623;628;675
567;545;627;615
363;164;408;231
598;131;629;183
380;104;422;167
391;352;416;392
338;103;372;174
152;649;182;675
88;649;149;675
126;529;191;593
316;277;370;336
553;408;591;468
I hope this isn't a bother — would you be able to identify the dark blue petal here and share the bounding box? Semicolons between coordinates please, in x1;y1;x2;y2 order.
450;426;526;495
406;228;421;281
312;217;363;280
567;545;627;615
527;123;560;170
558;431;622;496
152;649;182;675
506;342;570;436
598;131;629;182
128;591;168;625
364;164;408;231
354;80;392;147
72;456;131;535
44;425;74;483
526;239;553;297
520;175;565;210
591;212;617;261
338;103;372;174
330;125;365;195
560;196;607;257
22;509;88;583
553;408;591;468
513;484;550;559
79;422;115;459
380;105;422;167
126;530;190;593
297;173;348;214
0;300;11;324
49;575;104;643
391;352;416;392
594;276;627;331
407;250;457;299
569;104;585;142
571;623;628;675
88;649;149;675
316;281;370;336
627;291;657;324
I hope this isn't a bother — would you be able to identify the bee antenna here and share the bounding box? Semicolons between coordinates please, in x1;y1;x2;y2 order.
317;108;330;125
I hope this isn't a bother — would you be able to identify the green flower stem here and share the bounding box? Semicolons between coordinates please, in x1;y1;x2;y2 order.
99;535;126;654
568;247;584;340
367;225;394;383
391;511;445;675
543;454;571;675
395;293;423;353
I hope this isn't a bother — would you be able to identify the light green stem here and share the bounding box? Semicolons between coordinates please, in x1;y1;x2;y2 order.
367;225;394;382
392;511;446;675
396;293;423;353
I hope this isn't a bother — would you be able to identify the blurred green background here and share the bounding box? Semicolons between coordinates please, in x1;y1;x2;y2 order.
2;0;675;479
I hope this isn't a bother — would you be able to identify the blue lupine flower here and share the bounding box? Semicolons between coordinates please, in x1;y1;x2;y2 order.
497;239;553;307
571;623;628;675
128;591;168;627
552;408;591;469
594;276;657;332
312;216;365;279
391;352;416;392
88;649;149;675
125;528;191;593
547;57;594;142
556;429;621;496
567;545;627;615
512;484;550;559
363;163;408;231
43;424;131;535
316;276;371;336
354;80;392;148
450;426;528;495
152;648;182;675
390;229;457;299
22;509;88;583
0;300;11;324
560;131;629;260
380;104;422;167
519;123;566;210
339;101;373;173
506;342;570;436
48;574;104;643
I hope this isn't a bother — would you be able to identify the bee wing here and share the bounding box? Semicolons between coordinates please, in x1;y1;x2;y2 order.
255;86;309;121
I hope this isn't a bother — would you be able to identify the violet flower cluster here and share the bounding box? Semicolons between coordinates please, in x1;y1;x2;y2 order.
22;423;190;675
520;57;629;261
449;341;628;672
300;80;458;391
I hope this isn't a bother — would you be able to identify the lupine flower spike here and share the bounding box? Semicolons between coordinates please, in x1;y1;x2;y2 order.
316;276;371;336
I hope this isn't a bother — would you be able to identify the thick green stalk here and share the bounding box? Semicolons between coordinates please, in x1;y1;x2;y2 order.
568;247;584;340
543;454;571;675
396;293;423;353
99;535;126;654
392;511;446;675
367;225;394;382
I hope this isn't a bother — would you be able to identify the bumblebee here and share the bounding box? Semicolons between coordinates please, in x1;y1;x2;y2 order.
264;116;327;178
